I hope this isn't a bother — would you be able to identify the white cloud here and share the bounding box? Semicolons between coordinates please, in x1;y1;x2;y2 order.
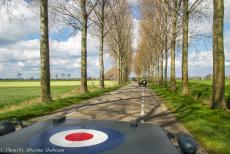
0;0;39;45
225;0;230;22
225;30;230;49
167;50;230;77
0;30;113;78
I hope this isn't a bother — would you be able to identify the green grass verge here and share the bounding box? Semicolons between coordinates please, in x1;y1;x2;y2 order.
0;84;125;121
150;85;230;154
174;81;230;107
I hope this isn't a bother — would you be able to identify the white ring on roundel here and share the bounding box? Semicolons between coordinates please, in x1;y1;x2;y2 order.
49;129;108;147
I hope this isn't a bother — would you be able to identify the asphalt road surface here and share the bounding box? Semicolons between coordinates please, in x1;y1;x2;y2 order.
31;83;207;154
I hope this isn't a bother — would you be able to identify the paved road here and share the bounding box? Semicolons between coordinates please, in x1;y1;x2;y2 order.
31;83;207;154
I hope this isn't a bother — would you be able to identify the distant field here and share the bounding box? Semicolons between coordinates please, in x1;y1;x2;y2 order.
188;79;230;85
0;80;116;111
0;80;116;87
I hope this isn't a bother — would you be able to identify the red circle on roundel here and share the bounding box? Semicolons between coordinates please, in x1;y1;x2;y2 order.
65;132;94;141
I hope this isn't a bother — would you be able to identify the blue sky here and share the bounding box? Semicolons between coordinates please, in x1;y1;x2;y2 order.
0;0;229;79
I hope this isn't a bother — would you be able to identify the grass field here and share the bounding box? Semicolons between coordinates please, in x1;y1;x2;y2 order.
0;80;116;87
0;86;76;109
175;80;230;107
189;79;230;85
151;80;230;154
0;80;118;120
0;80;116;110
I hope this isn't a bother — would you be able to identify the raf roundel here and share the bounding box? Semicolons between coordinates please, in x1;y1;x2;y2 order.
30;127;124;154
49;129;108;147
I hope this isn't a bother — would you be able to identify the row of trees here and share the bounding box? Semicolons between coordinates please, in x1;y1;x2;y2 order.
105;0;133;84
1;0;132;102
42;0;132;101
134;0;226;110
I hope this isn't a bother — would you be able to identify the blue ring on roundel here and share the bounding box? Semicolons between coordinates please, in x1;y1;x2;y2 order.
29;126;125;154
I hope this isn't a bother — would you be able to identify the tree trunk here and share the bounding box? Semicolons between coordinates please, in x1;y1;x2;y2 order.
182;0;189;96
164;15;168;87
120;55;123;83
122;59;125;82
151;64;154;83
164;28;168;87
159;52;163;86
156;54;159;85
147;66;150;82
170;2;177;91
99;2;105;89
155;64;158;84
117;56;121;85
212;0;226;109
164;50;168;87
80;2;88;93
123;63;128;82
99;22;105;89
122;52;129;82
40;0;52;102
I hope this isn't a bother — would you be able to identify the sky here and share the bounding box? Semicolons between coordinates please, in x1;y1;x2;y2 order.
0;0;229;79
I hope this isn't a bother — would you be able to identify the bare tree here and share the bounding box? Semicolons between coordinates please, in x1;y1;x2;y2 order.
211;0;226;109
50;0;99;93
0;0;20;22
61;73;66;79
106;0;132;84
17;73;22;80
0;1;53;101
181;0;209;96
92;0;111;89
170;0;182;91
163;15;169;87
182;0;189;96
67;73;71;79
55;73;59;79
40;0;52;102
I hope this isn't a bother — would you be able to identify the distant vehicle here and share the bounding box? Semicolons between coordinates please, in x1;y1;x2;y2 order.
131;77;137;81
0;118;197;154
139;80;147;87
